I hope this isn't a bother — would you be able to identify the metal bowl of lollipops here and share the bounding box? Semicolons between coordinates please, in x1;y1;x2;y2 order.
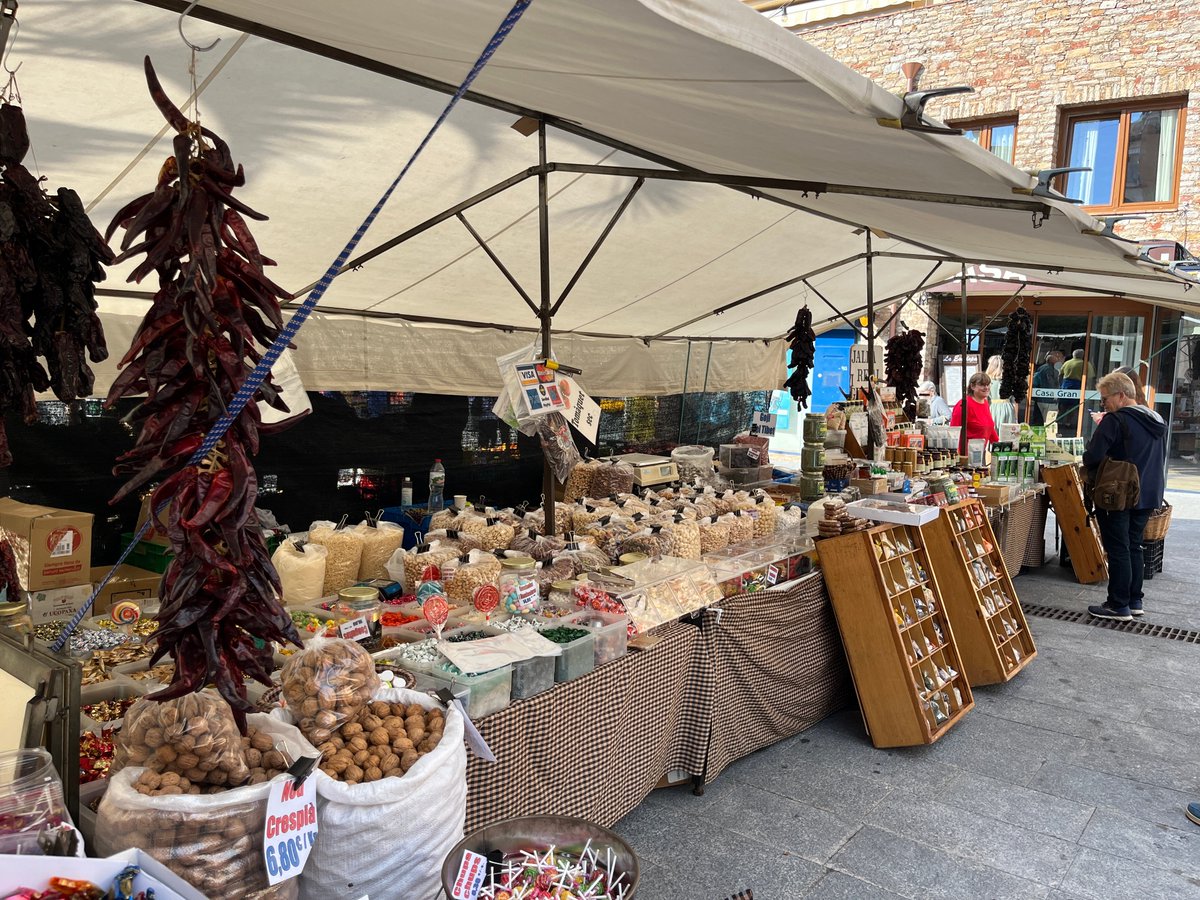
441;815;640;898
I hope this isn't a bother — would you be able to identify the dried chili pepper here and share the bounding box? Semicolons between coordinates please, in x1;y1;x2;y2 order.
783;305;816;409
0;102;111;464
106;59;303;730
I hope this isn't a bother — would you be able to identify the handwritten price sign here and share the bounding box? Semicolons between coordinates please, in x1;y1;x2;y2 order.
263;774;319;885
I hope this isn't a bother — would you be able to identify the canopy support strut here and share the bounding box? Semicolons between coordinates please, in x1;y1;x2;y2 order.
538;119;555;535
866;230;876;458
551;176;645;317
960;264;969;457
456;211;541;318
876;262;945;335
802;278;866;340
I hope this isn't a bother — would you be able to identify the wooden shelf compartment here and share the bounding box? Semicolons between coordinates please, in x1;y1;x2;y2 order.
818;523;975;748
919;499;1037;686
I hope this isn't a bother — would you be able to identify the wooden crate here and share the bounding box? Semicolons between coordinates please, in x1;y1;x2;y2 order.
920;500;1037;686
1042;464;1108;584
818;524;974;748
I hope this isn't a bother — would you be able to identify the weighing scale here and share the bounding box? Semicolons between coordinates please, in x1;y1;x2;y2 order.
612;453;679;488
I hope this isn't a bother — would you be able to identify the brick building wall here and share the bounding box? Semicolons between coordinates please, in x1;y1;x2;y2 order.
791;0;1200;244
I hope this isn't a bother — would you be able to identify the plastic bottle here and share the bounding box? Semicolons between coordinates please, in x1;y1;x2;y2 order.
428;459;446;512
401;476;413;507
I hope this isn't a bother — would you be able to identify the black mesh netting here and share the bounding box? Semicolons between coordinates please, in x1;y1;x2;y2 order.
2;389;770;561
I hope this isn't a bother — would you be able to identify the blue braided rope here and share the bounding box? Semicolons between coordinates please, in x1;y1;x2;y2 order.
50;0;533;653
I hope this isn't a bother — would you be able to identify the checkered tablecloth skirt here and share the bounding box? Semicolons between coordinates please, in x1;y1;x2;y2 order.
691;571;853;783
464;620;704;832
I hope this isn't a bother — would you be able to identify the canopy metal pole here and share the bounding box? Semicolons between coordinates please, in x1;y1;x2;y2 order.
678;341;692;443
538;120;556;534
960;265;969;457
866;231;876;458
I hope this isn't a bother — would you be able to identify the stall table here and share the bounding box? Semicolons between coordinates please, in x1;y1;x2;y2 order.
982;487;1047;575
464;620;705;832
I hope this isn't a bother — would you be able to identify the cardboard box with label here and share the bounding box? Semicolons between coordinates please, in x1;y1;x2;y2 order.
90;564;161;616
0;498;93;591
24;582;95;625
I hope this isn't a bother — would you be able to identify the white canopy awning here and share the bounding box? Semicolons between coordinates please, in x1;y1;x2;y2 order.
16;0;1199;395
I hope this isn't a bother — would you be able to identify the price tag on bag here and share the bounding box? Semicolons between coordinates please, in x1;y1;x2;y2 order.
263;774;319;885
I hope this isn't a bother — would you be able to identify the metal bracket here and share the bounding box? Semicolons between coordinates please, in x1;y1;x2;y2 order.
1082;214;1147;238
1014;167;1088;203
879;86;974;135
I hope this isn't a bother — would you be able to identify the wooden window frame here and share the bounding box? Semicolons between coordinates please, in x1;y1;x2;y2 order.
951;115;1019;164
1057;97;1187;214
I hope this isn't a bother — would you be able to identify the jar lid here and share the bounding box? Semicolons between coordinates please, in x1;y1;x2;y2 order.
619;552;648;565
338;586;380;604
501;557;535;569
0;601;25;618
550;580;576;591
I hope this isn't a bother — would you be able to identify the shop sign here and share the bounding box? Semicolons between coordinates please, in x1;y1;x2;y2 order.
263;776;318;885
751;411;778;437
560;375;601;444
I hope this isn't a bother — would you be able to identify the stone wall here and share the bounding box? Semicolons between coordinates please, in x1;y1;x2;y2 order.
796;0;1200;244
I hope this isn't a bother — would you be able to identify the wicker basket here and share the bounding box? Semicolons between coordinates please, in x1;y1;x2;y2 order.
1144;502;1172;541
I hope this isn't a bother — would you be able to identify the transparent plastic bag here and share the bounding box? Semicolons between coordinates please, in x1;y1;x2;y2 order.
698;516;732;553
422;529;484;555
563;459;603;503
538;412;583;484
617;527;672;560
555;541;610;577
534;556;577;598
590;459;635;496
445;551;502;605
579;514;637;561
308;520;365;595
523;505;572;536
571;501;614;532
98;715;313;900
271;539;328;606
280;637;381;746
478;518;516;552
721;511;754;545
752;494;779;537
671;445;715;483
400;543;462;592
429;507;487;536
667;517;702;559
112;691;250;786
508;529;567;562
355;521;406;581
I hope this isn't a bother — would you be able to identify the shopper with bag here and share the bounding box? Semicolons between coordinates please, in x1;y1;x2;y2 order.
1083;372;1167;621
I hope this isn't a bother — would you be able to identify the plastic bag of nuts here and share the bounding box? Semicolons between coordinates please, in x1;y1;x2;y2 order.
698;516;732;552
400;543;461;592
445;551;502;604
279;637;381;747
571;501;614;533
308;520;365;595
97;715;314;900
751;493;779;537
111;691;250;786
423;529;484;555
667;516;702;559
298;687;467;900
429;507;488;536
721;511;755;545
590;459;635;496
522;505;573;536
562;459;602;503
508;529;567;562
354;520;406;581
478;517;516;552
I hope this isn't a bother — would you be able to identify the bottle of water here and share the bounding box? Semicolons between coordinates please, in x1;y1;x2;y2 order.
428;459;445;512
401;476;413;507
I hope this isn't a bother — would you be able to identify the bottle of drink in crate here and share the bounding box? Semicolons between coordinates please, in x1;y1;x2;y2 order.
428;459;445;512
401;475;413;507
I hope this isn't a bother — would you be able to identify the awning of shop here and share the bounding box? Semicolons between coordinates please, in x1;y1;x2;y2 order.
18;0;1200;394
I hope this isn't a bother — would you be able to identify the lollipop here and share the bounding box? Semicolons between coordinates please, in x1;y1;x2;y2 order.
423;594;450;641
110;601;141;625
473;584;500;622
420;564;443;583
417;580;445;605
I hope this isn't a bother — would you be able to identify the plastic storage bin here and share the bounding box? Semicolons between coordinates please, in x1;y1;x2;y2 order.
565;610;628;666
79;681;146;736
540;628;595;683
442;664;512;718
510;654;556;700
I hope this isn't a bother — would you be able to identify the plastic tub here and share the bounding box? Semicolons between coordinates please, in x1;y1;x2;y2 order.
510;654;556;700
79;681;146;736
565;610;628;666
443;664;513;718
540;627;595;683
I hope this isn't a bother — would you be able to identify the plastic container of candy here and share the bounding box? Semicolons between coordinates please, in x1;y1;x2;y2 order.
540;626;596;683
509;654;556;700
79;681;146;736
564;610;628;666
442;663;513;718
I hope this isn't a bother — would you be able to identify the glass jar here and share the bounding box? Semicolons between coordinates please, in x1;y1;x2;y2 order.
499;558;539;614
335;586;382;634
0;748;70;854
0;601;30;638
548;579;577;608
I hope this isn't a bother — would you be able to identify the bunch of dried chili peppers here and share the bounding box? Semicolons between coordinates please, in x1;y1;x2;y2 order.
105;59;302;728
0;101;112;466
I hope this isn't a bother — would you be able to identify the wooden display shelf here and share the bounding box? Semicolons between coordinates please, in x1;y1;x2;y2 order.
818;523;975;748
1042;464;1108;584
920;499;1037;686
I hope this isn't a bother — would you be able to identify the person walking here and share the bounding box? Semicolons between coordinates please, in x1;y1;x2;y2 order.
951;373;999;445
1083;372;1167;621
1188;802;1200;828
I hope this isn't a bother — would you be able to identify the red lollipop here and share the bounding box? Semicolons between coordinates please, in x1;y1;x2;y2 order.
473;584;500;621
421;564;443;583
423;593;450;639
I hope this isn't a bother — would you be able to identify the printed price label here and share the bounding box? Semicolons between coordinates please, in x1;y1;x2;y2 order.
338;616;371;642
47;527;81;558
451;849;488;899
751;411;778;437
263;775;318;885
767;564;780;586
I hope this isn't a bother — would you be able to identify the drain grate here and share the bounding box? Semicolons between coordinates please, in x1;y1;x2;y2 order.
1021;603;1200;643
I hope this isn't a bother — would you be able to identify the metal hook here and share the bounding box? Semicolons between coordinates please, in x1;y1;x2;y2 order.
1;3;21;78
178;0;220;53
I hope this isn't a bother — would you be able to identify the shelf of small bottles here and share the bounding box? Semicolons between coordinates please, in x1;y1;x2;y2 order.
873;527;972;736
945;503;1033;675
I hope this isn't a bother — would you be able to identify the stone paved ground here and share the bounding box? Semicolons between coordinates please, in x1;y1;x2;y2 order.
615;493;1200;899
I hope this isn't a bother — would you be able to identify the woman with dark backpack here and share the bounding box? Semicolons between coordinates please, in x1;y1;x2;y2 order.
1083;372;1168;621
